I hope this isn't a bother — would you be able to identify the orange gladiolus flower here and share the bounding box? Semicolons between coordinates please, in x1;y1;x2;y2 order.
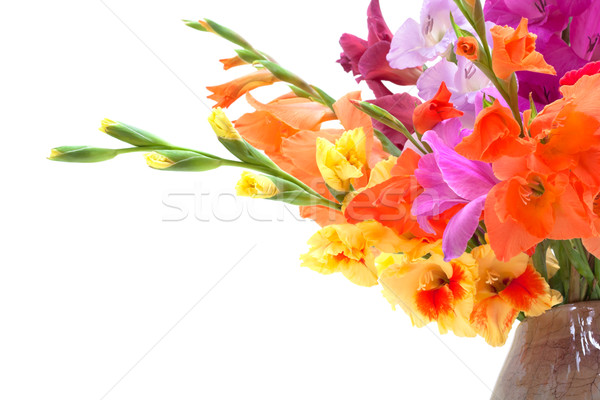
455;100;533;162
456;37;479;61
412;82;463;134
491;18;556;80
245;92;336;131
206;69;278;108
234;92;336;155
469;245;561;346
529;74;600;187
234;110;299;154
485;168;592;261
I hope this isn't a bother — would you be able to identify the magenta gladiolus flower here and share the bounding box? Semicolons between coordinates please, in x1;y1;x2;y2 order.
570;0;600;62
484;0;569;38
337;0;421;97
412;119;498;260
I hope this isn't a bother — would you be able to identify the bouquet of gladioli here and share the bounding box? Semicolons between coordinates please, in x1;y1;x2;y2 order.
50;0;600;350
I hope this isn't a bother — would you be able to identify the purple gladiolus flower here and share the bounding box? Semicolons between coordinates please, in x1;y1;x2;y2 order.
387;0;468;70
412;119;499;260
338;0;421;97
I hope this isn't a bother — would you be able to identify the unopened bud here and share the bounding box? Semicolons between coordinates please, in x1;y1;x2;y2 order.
48;146;118;163
99;119;170;147
208;108;242;140
236;171;279;199
144;150;223;171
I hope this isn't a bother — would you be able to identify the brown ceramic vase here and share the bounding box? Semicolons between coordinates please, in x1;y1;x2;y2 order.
492;301;600;400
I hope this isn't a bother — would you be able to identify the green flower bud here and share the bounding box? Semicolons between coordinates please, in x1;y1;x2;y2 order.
100;119;170;147
203;19;253;50
145;150;223;171
48;146;118;163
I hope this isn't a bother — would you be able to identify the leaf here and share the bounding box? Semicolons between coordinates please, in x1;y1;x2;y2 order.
374;129;402;157
561;240;594;284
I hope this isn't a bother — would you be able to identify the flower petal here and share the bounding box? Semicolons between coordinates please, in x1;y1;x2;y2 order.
424;128;498;200
442;195;486;260
387;19;430;69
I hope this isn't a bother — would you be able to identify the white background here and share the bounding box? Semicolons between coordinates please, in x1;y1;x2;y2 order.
1;1;513;399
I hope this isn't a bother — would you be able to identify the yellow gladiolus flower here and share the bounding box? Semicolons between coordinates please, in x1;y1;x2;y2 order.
300;221;401;287
357;220;403;254
301;224;376;287
235;171;279;199
469;245;562;346
378;252;477;337
208;107;242;140
316;127;366;192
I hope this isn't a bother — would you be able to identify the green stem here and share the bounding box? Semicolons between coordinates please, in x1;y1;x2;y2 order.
569;265;581;303
574;238;589;259
117;145;224;160
474;228;485;246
